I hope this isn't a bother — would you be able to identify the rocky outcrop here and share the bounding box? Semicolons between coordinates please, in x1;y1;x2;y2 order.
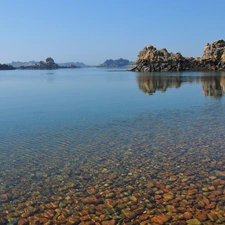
20;57;59;69
203;40;225;60
132;40;225;72
0;64;16;70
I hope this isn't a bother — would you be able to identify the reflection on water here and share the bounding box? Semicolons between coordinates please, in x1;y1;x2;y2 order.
137;73;225;98
42;72;56;83
202;76;225;98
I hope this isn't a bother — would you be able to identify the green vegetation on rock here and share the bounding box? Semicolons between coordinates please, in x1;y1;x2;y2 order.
98;58;133;67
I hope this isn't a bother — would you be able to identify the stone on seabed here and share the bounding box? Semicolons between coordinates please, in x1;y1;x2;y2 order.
121;209;136;219
151;214;171;224
186;218;201;225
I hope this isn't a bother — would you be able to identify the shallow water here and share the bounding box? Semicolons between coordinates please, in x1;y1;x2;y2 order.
0;68;225;224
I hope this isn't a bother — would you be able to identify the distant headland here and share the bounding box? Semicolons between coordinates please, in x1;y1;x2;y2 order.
131;39;225;72
0;58;87;70
98;58;134;67
19;57;79;70
10;60;89;68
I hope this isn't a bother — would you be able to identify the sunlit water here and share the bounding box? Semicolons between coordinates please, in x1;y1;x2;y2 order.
0;68;225;224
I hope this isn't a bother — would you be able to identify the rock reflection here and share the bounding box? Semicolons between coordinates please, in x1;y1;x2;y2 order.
202;76;225;98
136;73;225;98
137;74;182;95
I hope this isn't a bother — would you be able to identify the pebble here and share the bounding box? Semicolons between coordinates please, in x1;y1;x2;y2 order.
122;209;136;219
7;218;18;225
17;219;28;225
138;214;149;221
207;212;218;221
194;213;207;222
163;192;174;201
151;214;171;224
82;197;98;204
186;218;201;225
101;220;116;225
183;212;193;219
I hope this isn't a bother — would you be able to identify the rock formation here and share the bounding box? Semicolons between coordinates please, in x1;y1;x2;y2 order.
20;57;59;69
203;40;225;60
0;64;16;70
46;57;55;65
132;40;225;72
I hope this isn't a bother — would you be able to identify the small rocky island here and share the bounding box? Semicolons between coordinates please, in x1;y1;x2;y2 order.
19;57;78;70
0;64;16;70
19;57;59;69
132;39;225;72
98;58;133;67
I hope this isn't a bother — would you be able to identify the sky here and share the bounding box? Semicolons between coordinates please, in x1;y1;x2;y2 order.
0;0;224;65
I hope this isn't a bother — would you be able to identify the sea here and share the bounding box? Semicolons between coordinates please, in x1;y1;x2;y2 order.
0;68;225;225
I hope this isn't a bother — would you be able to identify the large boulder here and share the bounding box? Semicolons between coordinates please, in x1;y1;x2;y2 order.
203;40;225;60
46;57;55;65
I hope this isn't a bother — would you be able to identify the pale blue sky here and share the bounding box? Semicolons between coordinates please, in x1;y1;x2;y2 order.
0;0;224;65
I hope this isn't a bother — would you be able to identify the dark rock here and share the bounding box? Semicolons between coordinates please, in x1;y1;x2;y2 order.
46;57;55;65
133;39;225;72
0;64;16;70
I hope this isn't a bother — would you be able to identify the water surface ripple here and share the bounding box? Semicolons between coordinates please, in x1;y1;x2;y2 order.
0;69;225;224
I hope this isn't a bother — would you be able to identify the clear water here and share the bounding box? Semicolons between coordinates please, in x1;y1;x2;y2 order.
0;68;225;224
